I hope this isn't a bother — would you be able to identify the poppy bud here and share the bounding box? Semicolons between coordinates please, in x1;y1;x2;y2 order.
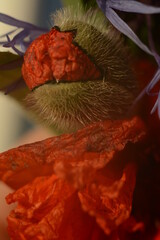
22;27;101;90
24;7;138;133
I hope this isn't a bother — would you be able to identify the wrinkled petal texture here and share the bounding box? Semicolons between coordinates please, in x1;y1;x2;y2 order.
78;164;136;235
0;117;145;189
22;28;101;90
6;175;104;240
0;117;146;239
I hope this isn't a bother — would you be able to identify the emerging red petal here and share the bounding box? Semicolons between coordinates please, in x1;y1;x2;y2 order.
22;28;101;90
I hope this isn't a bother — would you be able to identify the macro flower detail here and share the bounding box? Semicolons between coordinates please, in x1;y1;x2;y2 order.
0;117;146;239
1;2;160;118
22;27;101;90
1;7;138;133
0;3;160;240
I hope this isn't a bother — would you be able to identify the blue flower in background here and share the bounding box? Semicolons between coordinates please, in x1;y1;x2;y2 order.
96;0;160;117
0;13;48;93
0;13;48;55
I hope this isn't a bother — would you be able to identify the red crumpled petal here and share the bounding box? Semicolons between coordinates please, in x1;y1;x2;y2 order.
0;117;146;189
22;28;101;90
5;164;138;239
0;117;147;239
6;174;107;240
78;164;136;235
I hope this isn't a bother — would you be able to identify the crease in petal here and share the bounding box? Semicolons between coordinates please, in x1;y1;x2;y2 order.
78;164;137;235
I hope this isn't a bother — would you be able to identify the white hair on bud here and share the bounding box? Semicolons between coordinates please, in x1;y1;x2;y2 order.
26;81;135;133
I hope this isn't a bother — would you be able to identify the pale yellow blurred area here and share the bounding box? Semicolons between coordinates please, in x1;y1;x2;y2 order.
0;1;62;239
0;93;29;152
0;0;41;52
0;92;54;151
0;92;53;240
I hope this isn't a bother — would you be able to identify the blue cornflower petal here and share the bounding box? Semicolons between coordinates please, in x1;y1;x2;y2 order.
0;12;46;31
104;7;152;55
3;30;29;47
5;35;24;56
20;41;30;53
96;0;160;56
96;0;160;118
146;69;160;95
0;29;17;38
151;98;158;114
107;0;160;14
151;91;160;118
158;92;160;118
148;69;160;115
0;12;48;55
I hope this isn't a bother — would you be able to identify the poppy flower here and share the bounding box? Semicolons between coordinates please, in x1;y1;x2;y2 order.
0;117;146;239
0;2;160;240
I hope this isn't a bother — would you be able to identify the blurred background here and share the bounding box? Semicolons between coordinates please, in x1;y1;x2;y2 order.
0;0;62;152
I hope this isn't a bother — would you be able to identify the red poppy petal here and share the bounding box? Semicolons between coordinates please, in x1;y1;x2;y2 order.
6;174;74;239
0;117;146;189
2;117;147;239
53;116;146;189
6;174;107;240
78;164;136;235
